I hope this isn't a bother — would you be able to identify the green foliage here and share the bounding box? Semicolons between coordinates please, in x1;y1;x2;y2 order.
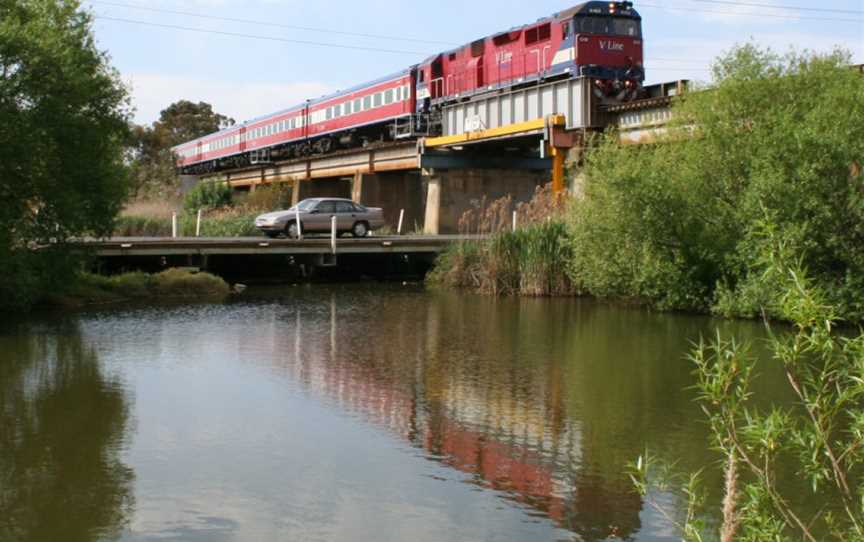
113;210;260;237
569;45;864;319
238;184;294;212
0;0;130;311
633;223;864;541
428;221;575;296
177;211;259;237
70;269;230;303
183;182;233;213
128;101;234;198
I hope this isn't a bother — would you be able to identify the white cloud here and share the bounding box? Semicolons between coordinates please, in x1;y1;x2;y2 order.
126;73;333;125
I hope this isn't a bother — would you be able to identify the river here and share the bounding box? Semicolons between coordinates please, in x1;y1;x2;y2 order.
0;285;795;541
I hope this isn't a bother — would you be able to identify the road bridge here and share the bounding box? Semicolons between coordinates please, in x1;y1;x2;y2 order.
79;235;481;281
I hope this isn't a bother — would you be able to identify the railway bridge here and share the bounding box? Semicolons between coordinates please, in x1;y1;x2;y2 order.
193;77;685;235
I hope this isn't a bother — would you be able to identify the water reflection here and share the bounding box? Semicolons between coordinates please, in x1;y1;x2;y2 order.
259;287;780;540
0;319;134;541
0;287;787;541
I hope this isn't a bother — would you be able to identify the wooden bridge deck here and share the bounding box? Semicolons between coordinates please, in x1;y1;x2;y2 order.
78;235;477;257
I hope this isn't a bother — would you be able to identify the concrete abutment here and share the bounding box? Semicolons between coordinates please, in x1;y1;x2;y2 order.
421;169;549;235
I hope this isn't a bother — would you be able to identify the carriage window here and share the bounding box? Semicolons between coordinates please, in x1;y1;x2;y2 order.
449;52;457;61
326;107;333;120
363;95;372;110
384;89;394;104
396;87;402;101
562;21;571;39
471;39;485;57
538;23;550;41
354;98;362;112
526;23;550;44
374;93;382;107
344;101;352;115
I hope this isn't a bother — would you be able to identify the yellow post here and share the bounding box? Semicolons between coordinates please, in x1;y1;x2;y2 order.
551;146;565;194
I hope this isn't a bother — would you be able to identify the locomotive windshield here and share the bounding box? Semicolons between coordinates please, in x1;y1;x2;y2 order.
574;16;641;37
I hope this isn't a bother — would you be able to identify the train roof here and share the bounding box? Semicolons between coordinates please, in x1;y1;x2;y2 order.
418;2;640;65
173;68;411;150
560;1;641;19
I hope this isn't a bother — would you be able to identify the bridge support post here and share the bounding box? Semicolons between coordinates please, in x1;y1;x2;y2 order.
423;169;441;235
291;180;301;206
351;171;368;203
551;146;565;194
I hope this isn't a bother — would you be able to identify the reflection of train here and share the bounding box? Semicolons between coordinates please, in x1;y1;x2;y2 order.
285;304;641;539
174;2;644;174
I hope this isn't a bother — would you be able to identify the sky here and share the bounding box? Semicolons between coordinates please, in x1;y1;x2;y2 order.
83;0;864;126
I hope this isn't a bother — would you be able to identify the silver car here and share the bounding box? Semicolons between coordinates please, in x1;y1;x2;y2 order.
255;198;385;239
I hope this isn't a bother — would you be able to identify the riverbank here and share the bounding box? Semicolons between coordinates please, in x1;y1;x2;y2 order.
41;268;232;308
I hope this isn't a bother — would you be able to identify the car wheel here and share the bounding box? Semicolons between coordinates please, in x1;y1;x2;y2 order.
286;221;301;239
351;222;369;238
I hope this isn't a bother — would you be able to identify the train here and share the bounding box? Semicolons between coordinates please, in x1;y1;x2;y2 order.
174;1;644;174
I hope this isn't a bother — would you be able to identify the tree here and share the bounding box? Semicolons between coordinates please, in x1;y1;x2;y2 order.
129;101;234;198
569;45;864;320
0;0;130;310
631;221;864;541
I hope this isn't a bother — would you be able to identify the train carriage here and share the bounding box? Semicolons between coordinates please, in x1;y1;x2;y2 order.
175;70;415;174
174;1;643;175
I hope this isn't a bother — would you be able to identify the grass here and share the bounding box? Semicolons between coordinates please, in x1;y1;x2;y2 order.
121;199;181;220
428;221;576;296
115;184;292;238
113;207;261;237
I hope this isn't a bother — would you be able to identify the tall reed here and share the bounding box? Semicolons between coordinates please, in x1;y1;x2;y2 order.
429;221;575;296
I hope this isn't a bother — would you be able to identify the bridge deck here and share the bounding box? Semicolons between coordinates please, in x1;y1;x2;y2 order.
81;235;476;257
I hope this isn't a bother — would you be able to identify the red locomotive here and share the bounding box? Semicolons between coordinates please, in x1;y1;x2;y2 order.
175;1;643;174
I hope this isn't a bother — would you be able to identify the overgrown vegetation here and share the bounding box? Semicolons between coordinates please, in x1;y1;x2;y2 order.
0;0;130;312
428;222;575;296
114;183;292;237
570;45;864;320
182;181;233;213
59;268;231;305
428;185;574;296
630;223;864;541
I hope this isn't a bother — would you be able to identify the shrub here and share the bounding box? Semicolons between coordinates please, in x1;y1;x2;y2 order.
568;45;864;318
631;226;864;541
67;269;230;303
152;268;230;298
183;181;232;213
239;184;293;212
